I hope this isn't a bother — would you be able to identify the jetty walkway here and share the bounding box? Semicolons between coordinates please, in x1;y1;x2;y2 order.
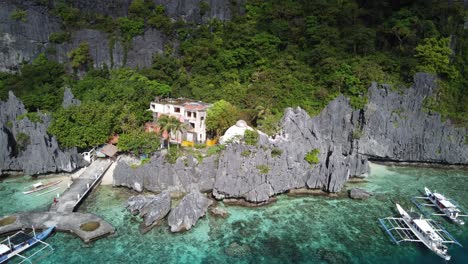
0;158;115;242
0;212;114;242
51;159;112;213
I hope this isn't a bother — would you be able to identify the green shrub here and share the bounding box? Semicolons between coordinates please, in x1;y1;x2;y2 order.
199;1;210;16
271;148;282;157
11;9;27;22
256;164;270;174
68;42;93;70
206;144;225;156
49;31;71;44
304;149;320;165
244;130;259;146
17;112;43;123
241;150;251;157
165;147;180;164
194;143;206;149
6;121;13;128
15;132;30;153
352;129;362;140
117;17;144;41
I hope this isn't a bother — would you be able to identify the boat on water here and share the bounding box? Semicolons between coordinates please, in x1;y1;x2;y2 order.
420;187;467;225
379;204;462;261
23;180;62;195
0;226;55;263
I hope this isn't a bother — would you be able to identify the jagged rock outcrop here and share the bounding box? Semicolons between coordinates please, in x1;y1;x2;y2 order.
0;0;244;72
62;87;81;108
167;190;213;232
357;74;467;164
0;92;84;175
126;192;171;227
113;152;217;193
113;73;467;203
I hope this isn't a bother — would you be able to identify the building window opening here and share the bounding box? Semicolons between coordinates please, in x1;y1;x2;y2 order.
187;112;192;118
193;112;197;118
174;107;181;113
189;122;195;130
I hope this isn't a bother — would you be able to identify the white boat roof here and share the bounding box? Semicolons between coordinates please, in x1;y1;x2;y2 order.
433;193;445;199
0;244;10;255
439;199;456;208
413;219;443;241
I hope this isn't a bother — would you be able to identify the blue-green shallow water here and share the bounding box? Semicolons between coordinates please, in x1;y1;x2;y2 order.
1;163;467;264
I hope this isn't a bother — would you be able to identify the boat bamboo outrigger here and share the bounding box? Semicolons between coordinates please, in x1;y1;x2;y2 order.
0;226;55;263
23;180;62;195
379;204;462;261
412;187;468;225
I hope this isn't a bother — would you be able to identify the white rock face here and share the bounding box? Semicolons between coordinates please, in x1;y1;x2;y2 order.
219;120;254;144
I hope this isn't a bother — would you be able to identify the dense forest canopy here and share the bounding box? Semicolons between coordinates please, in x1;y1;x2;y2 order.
0;0;466;149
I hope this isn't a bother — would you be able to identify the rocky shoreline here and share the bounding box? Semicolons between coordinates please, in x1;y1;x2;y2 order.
113;73;467;204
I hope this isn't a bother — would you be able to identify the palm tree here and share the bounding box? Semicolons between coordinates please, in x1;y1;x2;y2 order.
157;115;184;150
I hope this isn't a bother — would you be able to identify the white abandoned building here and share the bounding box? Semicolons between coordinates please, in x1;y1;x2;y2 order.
149;98;211;144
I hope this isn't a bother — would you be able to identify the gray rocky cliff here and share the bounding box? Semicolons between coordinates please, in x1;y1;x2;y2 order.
358;73;467;164
0;0;244;72
0;91;84;175
113;152;217;193
167;190;213;232
113;73;467;203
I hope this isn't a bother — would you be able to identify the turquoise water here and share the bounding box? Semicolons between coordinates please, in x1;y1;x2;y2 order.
1;163;467;263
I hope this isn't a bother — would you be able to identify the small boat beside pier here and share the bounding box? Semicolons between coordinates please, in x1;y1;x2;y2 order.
0;226;54;263
412;187;467;225
23;180;63;195
379;204;462;261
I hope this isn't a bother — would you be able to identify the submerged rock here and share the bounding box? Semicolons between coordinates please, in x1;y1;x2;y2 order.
224;242;251;257
126;192;171;227
167;190;213;232
210;206;229;218
349;188;372;200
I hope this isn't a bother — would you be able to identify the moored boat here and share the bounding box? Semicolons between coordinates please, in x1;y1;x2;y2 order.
23;180;62;195
0;226;55;263
396;204;451;260
424;187;466;225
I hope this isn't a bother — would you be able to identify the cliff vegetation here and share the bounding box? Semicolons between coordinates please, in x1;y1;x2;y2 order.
0;0;466;150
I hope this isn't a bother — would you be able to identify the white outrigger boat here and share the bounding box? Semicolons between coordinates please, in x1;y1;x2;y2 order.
22;180;62;195
379;204;462;261
0;226;54;263
412;187;467;225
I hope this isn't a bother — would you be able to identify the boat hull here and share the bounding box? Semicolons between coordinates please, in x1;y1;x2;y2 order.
0;226;55;263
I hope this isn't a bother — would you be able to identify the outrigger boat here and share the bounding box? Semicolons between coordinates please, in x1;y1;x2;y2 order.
412;187;467;225
379;204;462;261
23;180;62;195
0;226;55;263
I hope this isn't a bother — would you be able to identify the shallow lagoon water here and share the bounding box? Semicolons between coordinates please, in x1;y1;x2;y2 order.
1;163;467;263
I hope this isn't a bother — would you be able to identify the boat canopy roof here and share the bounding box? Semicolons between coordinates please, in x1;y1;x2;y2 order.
0;244;10;255
413;219;443;241
439;199;456;208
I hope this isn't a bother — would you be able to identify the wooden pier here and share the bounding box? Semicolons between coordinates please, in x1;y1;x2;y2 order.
0;212;115;243
50;159;112;213
0;158;116;243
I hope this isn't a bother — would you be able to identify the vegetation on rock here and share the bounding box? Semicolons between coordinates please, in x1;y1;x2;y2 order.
305;149;320;165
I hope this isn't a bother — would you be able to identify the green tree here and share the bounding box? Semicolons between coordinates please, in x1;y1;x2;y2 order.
10;9;27;22
157;115;184;149
415;37;457;79
206;100;241;138
118;129;160;156
68;42;93;70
